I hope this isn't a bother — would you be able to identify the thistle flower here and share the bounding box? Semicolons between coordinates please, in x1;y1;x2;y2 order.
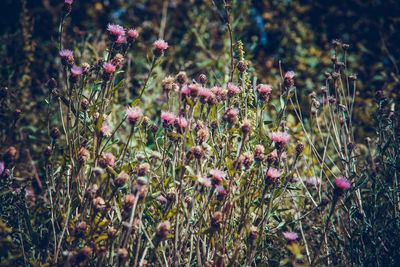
266;168;282;179
78;147;90;163
175;116;189;133
223;108;239;124
65;0;73;4
100;122;111;137
162;76;176;92
199;88;212;104
103;62;116;73
283;231;298;241
227;82;240;97
126;106;142;126
334;176;351;198
176;71;187;85
127;28;139;43
157;195;168;203
210;169;226;185
63;0;73;14
254;144;265;162
270;131;290;150
304;176;321;188
211;86;227;102
124;194;136;209
284;71;295;88
100;153;116;168
216;185;227;201
107;24;125;41
198;176;211;187
115;35;126;44
59;49;74;66
70;66;83;76
115;172;130;187
257;84;272;102
153;39;168;57
161;111;177;128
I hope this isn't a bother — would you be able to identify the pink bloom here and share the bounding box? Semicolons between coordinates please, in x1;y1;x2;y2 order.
65;0;73;4
257;84;272;94
216;185;227;195
100;122;112;136
210;169;226;181
157;195;168;203
103;62;116;73
103;153;116;168
153;39;168;50
128;29;139;38
270;131;290;144
211;86;225;95
161;111;177;125
70;66;83;76
265;168;282;179
126;107;142;123
270;149;287;159
283;231;298;241
107;24;125;36
227;108;239;116
335;176;351;189
59;49;73;58
305;176;321;187
115;35;126;44
177;84;191;95
176;116;189;129
198;176;211;187
227;82;240;94
198;88;212;97
285;71;296;79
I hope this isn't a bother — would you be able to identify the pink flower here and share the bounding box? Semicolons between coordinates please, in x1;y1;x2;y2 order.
161;111;177;125
257;84;272;94
285;71;296;79
198;176;211;187
270;149;287;159
210;169;226;181
227;82;240;94
128;29;139;38
216;185;227;195
227;108;239;116
175;116;189;129
100;122;112;136
283;231;298;241
177;84;191;95
70;66;83;76
115;35;126;44
211;86;224;95
270;131;290;144
305;176;321;187
107;24;125;36
153;39;168;50
25;189;36;202
126;107;142;125
198;88;212;97
65;0;73;4
103;153;116;168
265;168;282;179
157;195;168;203
103;62;116;73
335;176;351;189
59;49;73;58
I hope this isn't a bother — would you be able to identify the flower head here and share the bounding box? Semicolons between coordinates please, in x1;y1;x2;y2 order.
257;84;272;94
65;0;73;4
198;88;212;98
70;66;83;76
103;153;116;168
59;49;73;58
270;131;290;144
265;168;282;179
210;169;226;181
305;176;321;187
128;29;139;38
335;176;351;189
270;149;287;159
161;111;177;126
126;107;142;125
285;71;296;79
103;62;116;73
107;24;125;37
216;185;227;195
157;195;168;203
153;39;168;50
177;84;191;95
115;35;126;44
198;176;211;187
100;122;111;137
283;231;298;241
175;116;189;130
227;82;240;94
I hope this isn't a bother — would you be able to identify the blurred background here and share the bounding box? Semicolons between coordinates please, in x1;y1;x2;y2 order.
1;0;399;139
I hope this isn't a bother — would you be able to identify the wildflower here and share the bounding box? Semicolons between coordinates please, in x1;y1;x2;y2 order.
270;131;290;150
189;83;200;98
126;106;142;126
211;86;227;102
153;39;168;57
227;82;240;97
59;49;74;66
265;167;282;186
211;211;223;228
210;169;226;185
241;119;252;134
99;153;116;168
115;172;129;187
334;176;351;198
92;196;106;211
136;163;150;176
65;0;73;4
175;116;189;133
257;84;272;102
156;221;171;240
107;24;125;42
216;185;227;201
162;76;176;92
115;35;126;45
157;195;168;203
111;54;124;69
283;231;299;241
124;194;136;209
161;111;177;128
243;151;254;169
254;144;265;162
103;62;116;80
127;28;139;43
237;60;247;72
81;63;90;74
63;0;73;14
78;147;90;163
177;84;191;97
197;73;208;85
223;108;239;125
199;88;212;104
100;122;111;137
176;71;187;85
196;128;209;144
198;176;211;187
70;66;83;83
304;176;321;188
207;94;218;106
